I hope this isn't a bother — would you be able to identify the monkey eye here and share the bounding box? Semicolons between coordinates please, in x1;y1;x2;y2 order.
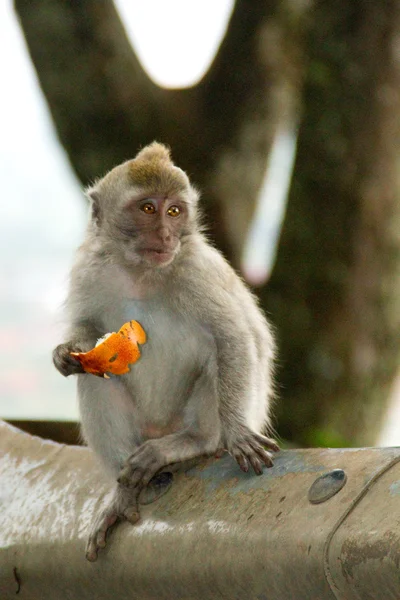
167;205;180;217
141;202;156;214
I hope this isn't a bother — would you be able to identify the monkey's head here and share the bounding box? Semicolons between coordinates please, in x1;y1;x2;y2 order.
87;142;199;268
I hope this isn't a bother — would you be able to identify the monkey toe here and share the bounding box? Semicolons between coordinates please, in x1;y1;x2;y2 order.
123;506;140;524
85;532;103;562
85;545;98;563
96;531;107;549
85;511;119;562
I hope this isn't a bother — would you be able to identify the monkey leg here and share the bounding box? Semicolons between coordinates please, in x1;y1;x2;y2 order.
86;484;141;562
117;429;218;489
118;363;221;489
78;375;143;476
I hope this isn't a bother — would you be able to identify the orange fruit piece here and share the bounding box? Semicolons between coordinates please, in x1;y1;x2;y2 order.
70;320;146;378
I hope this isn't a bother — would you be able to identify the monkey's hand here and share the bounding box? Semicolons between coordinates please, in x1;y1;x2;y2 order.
53;342;86;377
226;427;279;475
118;440;166;489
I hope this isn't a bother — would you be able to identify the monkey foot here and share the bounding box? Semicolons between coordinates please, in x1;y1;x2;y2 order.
86;511;119;562
86;487;140;562
139;471;173;505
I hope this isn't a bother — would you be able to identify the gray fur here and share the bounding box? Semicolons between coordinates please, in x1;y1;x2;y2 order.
53;142;278;560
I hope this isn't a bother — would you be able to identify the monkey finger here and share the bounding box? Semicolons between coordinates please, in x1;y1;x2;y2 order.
64;353;82;365
254;433;280;453
130;470;146;488
131;462;161;488
250;443;274;468
234;452;249;473
120;445;149;466
118;465;147;488
117;468;135;487
247;453;264;475
62;355;85;376
140;468;161;489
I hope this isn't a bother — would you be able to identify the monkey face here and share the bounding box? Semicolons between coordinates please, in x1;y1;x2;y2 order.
86;142;199;269
120;196;189;267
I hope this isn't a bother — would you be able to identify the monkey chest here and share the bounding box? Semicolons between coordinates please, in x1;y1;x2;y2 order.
108;299;213;409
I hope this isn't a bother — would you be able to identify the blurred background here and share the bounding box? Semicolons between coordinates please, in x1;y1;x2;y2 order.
1;0;399;447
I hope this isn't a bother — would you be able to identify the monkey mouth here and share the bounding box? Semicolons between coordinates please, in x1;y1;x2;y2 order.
140;248;175;265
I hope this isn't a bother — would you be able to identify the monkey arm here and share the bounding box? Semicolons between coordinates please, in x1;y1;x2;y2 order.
68;319;104;348
175;246;279;474
211;315;278;471
118;358;221;488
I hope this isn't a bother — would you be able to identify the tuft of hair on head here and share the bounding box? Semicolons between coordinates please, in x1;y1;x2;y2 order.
128;141;191;199
135;142;172;165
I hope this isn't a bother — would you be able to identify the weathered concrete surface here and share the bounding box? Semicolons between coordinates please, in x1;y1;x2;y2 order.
0;419;399;600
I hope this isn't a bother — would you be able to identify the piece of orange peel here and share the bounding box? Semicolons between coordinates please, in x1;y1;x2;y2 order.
70;320;146;378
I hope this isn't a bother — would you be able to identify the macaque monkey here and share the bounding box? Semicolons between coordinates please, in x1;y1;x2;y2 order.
53;142;278;561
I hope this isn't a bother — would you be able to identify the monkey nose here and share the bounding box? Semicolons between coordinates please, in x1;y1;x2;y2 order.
158;227;171;242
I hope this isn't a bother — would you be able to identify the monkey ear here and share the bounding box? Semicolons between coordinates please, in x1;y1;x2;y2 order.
86;189;102;226
189;185;200;206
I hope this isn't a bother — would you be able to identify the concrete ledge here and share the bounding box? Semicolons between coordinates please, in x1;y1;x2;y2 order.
0;420;399;599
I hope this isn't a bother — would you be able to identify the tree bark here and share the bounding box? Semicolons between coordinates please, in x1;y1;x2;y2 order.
264;0;400;446
14;0;296;266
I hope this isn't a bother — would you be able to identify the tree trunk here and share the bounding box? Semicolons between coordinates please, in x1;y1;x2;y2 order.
264;0;400;446
16;0;400;447
14;0;297;267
